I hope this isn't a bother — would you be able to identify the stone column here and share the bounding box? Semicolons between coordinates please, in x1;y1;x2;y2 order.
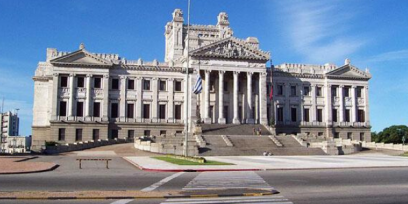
259;72;268;125
299;84;303;123
325;84;332;125
218;71;226;124
310;84;316;122
351;85;357;123
102;74;109;121
119;76;127;122
364;85;370;126
152;77;158;122
203;70;211;124
85;74;92;121
339;85;344;122
136;77;142;122
68;73;75;120
168;78;174;123
246;72;254;124
285;83;291;123
232;71;240;124
51;73;59;121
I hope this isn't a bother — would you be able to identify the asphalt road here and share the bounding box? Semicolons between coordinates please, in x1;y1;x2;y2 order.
1;156;408;203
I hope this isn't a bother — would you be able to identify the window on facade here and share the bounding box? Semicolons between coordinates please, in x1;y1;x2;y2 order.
347;132;353;140
344;87;350;97
111;103;118;118
59;101;67;117
175;81;182;91
128;130;134;139
128;79;134;90
334;132;339;138
127;104;134;118
317;109;323;122
318;132;324;136
159;104;166;119
159;80;167;91
93;102;100;117
92;129;99;140
94;77;101;88
75;129;82;141
277;107;284;122
175;105;182;120
316;87;323;97
111;129;118;139
304;108;310;122
111;78;119;90
345;109;351;122
224;81;228;92
143;79;150;90
277;85;283;95
144;130;151;136
331;87;337;97
60;76;68;87
160;130;166;135
143;104;150;119
76;102;84;117
210;79;215;91
77;77;85;88
358;110;365;122
360;133;365;141
291;107;297;122
303;86;310;96
58;128;65;141
290;86;297;96
357;87;362;98
176;130;182;134
332;109;338;122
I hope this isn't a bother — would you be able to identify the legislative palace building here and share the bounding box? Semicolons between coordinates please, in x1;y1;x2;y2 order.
31;9;371;150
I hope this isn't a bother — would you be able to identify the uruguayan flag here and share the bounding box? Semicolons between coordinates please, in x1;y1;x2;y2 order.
193;74;202;94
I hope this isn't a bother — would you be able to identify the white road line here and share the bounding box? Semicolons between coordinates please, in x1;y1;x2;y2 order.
165;195;285;202
162;197;292;204
110;199;134;204
141;172;185;192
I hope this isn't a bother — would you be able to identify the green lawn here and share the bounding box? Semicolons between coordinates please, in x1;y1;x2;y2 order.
153;156;234;165
401;152;408;157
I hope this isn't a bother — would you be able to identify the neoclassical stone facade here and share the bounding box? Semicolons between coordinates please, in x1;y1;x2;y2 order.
31;9;371;150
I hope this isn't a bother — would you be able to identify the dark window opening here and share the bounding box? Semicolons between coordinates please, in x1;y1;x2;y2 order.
290;86;296;96
159;80;167;91
128;130;134;139
93;102;100;117
92;129;99;140
144;130;151;136
358;110;365;122
277;107;284;122
160;130;166;135
332;109;338;122
60;76;68;87
111;129;118;139
75;129;82;141
94;77;101;88
159;104;166;119
317;109;323;122
111;103;118;118
143;80;150;90
291;107;297;122
175;81;182;91
127;104;134;118
77;77;85;88
59;101;67;117
58;128;65;141
304;108;310;122
143;104;150;119
112;78;119;90
345;109;351;122
76;102;83;117
316;87;322;97
303;86;310;96
175;105;182;120
128;79;135;90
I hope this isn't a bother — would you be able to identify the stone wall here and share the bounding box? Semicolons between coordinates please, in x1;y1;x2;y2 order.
134;135;198;156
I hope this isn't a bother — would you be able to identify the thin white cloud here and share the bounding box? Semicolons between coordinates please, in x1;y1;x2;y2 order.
367;49;408;63
278;0;367;63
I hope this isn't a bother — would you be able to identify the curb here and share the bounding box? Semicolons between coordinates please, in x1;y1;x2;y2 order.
0;191;279;200
0;164;59;175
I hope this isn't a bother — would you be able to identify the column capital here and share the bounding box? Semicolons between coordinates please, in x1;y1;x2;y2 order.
136;76;143;80
233;71;240;75
69;73;76;77
152;77;158;81
86;74;92;78
339;85;345;88
167;78;174;82
364;85;369;90
247;72;253;76
260;72;267;76
351;85;357;89
219;70;226;74
205;70;211;74
53;73;59;77
103;74;109;78
120;75;127;79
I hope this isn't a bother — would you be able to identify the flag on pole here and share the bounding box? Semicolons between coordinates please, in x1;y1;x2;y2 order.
193;74;202;94
269;85;273;100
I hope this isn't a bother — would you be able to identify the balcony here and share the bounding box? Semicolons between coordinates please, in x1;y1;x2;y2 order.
59;88;70;97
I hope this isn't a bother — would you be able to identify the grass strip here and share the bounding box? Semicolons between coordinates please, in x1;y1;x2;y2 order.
153;156;233;165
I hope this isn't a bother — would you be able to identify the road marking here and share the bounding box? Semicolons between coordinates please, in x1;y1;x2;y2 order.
141;172;185;192
110;199;134;204
162;195;293;204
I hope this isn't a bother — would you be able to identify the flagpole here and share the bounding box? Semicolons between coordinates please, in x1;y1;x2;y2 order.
184;0;191;157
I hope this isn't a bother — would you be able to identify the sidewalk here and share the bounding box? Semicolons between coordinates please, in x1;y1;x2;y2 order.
0;157;58;174
124;155;408;172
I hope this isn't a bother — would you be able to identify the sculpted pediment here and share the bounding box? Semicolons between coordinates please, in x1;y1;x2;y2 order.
326;65;371;79
50;49;113;67
189;37;270;61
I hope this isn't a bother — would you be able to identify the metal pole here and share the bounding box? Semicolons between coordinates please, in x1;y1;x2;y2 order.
184;0;191;157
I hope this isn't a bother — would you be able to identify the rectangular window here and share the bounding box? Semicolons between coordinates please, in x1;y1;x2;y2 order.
128;79;135;90
291;107;297;122
210;80;215;91
111;129;118;139
290;86;296;96
128;130;135;139
303;86;310;96
111;103;118;118
175;81;182;91
316;87;322;97
143;79;150;90
111;78;119;90
303;108;310;122
77;77;85;88
345;109;351;122
317;109;323;122
357;87;362;98
58;128;65;141
175;105;182;120
277;107;284;122
331;87;337;97
334;132;339;138
144;130;151;136
159;104;166;119
93;102;100;117
75;129;82;141
94;77;101;88
223;81;228;92
360;133;365;141
60;76;68;87
159;80;167;91
347;132;353;140
344;87;350;97
59;101;67;117
127;104;134;118
277;85;283;95
358;109;365;122
332;109;338;122
76;102;84;117
92;129;99;140
143;104;150;119
160;130;166;135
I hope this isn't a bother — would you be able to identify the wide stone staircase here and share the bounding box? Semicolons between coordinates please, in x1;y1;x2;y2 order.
275;135;326;155
201;124;271;135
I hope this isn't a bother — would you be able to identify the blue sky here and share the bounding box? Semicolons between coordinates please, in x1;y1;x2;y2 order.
0;0;407;135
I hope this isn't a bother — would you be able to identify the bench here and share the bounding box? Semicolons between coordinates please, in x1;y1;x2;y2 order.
76;158;112;169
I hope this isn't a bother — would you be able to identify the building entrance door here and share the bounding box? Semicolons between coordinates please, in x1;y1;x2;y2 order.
210;105;214;123
224;106;229;124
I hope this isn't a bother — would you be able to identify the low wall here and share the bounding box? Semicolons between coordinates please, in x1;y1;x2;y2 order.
44;138;128;154
134;137;199;156
362;141;408;151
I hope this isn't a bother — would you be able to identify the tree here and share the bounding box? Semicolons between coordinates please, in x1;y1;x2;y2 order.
374;125;408;144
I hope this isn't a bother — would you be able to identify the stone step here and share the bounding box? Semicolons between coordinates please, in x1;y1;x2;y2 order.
201;124;271;135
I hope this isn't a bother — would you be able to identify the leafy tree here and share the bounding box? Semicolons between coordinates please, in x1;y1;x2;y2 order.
374;125;408;144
